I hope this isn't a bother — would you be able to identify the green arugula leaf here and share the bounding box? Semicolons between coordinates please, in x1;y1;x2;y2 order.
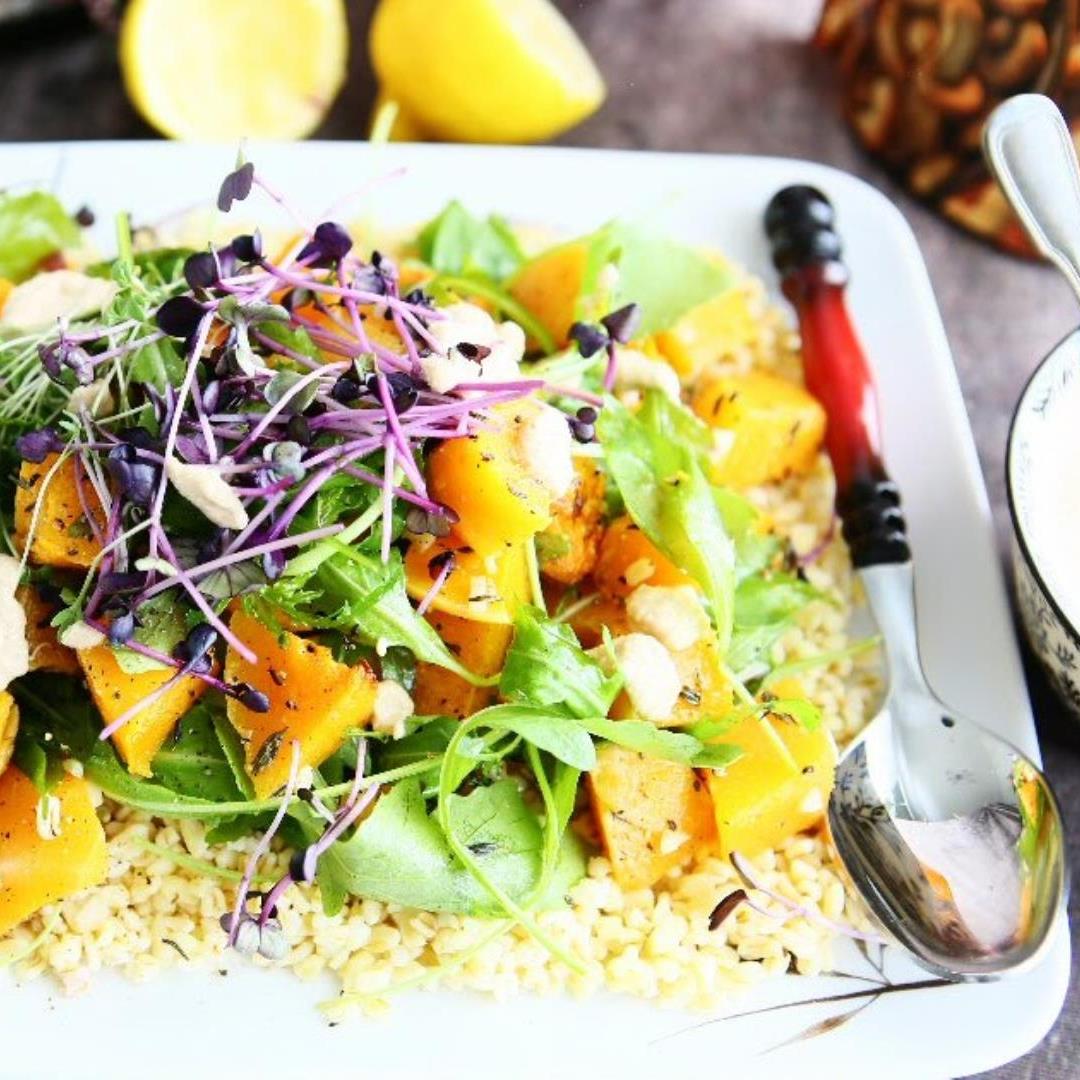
461;704;597;771
149;702;245;802
304;777;584;916
260;546;491;687
373;715;459;773
0;192;81;282
598;392;736;649
257;319;320;361
576;714;741;770
726;573;825;673
417;201;524;282
499;606;621;720
577;220;730;334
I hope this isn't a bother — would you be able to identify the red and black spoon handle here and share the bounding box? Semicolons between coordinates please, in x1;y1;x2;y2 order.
764;185;910;570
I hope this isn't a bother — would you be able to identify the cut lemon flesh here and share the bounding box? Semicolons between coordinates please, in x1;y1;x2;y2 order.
369;0;605;143
120;0;349;140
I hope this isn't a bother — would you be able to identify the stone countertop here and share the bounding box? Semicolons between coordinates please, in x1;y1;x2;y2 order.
0;2;1076;1074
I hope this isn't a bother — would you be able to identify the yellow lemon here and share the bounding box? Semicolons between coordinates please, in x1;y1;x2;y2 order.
119;0;349;140
369;0;605;143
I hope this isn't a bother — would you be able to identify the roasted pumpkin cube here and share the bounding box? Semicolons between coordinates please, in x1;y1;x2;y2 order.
611;637;733;726
537;459;605;586
655;285;757;377
507;240;588;348
0;766;108;936
80;644;209;778
0;691;18;776
691;371;826;489
226;610;378;799
14;454;105;570
593;515;695;598
589;743;716;890
19;586;80;676
765;712;838;839
412;611;511;719
704;707;837;857
565;590;630;649
404;535;529;625
427;401;559;554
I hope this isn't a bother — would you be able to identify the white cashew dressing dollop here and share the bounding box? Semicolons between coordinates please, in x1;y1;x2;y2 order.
372;680;414;740
626;584;711;653
67;379;115;419
589;632;682;723
420;302;525;394
0;554;30;692
612;345;681;403
0;270;117;332
165;458;250;531
515;402;575;499
58;620;106;651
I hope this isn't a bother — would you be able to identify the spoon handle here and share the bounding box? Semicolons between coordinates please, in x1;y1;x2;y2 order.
764;186;909;569
984;94;1080;298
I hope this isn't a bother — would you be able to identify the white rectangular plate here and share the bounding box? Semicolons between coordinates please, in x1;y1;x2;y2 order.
0;142;1069;1080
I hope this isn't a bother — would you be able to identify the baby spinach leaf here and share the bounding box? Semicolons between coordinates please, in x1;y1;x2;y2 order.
113;594;187;675
499;606;621;719
578;220;730;334
0;191;81;282
306;777;584;916
417;201;524;282
598;393;736;649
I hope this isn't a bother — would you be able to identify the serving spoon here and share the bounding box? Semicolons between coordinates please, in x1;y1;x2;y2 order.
763;182;1066;979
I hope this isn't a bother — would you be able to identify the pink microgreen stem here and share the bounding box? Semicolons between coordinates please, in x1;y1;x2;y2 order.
381;438;395;563
729;852;888;945
148;311;214;560
416;554;454;616
231;362;345;460
228;739;302;946
155;533;256;663
99;667;188;740
139;523;345;602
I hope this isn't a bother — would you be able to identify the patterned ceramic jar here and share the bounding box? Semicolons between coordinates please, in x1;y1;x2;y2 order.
1008;327;1080;717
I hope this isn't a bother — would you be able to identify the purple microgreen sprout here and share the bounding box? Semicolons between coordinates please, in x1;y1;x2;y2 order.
217;161;255;213
16;427;65;463
225;738;301;950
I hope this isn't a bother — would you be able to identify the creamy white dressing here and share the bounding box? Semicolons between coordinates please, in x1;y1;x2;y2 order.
1;270;117;331
1023;384;1080;627
165;458;250;531
0;554;29;692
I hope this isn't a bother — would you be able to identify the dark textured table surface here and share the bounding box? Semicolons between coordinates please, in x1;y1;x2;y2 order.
0;2;1076;1075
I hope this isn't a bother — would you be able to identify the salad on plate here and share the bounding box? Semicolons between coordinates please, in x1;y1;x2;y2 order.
0;160;881;1015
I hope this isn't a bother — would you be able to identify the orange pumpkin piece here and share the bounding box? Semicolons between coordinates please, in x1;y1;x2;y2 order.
537;458;606;586
506;240;589;348
0;277;14;314
426;401;558;554
610;636;733;727
19;586;80;676
0;692;18;776
593;515;695;598
225;610;377;799
588;743;716;890
654;285;757;378
80;644;209;778
691;371;826;489
564;590;630;649
705;695;837;857
403;535;530;626
14;454;105;570
0;767;108;937
412;612;511;719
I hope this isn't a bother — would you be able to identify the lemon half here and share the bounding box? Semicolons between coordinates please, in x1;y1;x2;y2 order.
370;0;605;144
120;0;349;140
